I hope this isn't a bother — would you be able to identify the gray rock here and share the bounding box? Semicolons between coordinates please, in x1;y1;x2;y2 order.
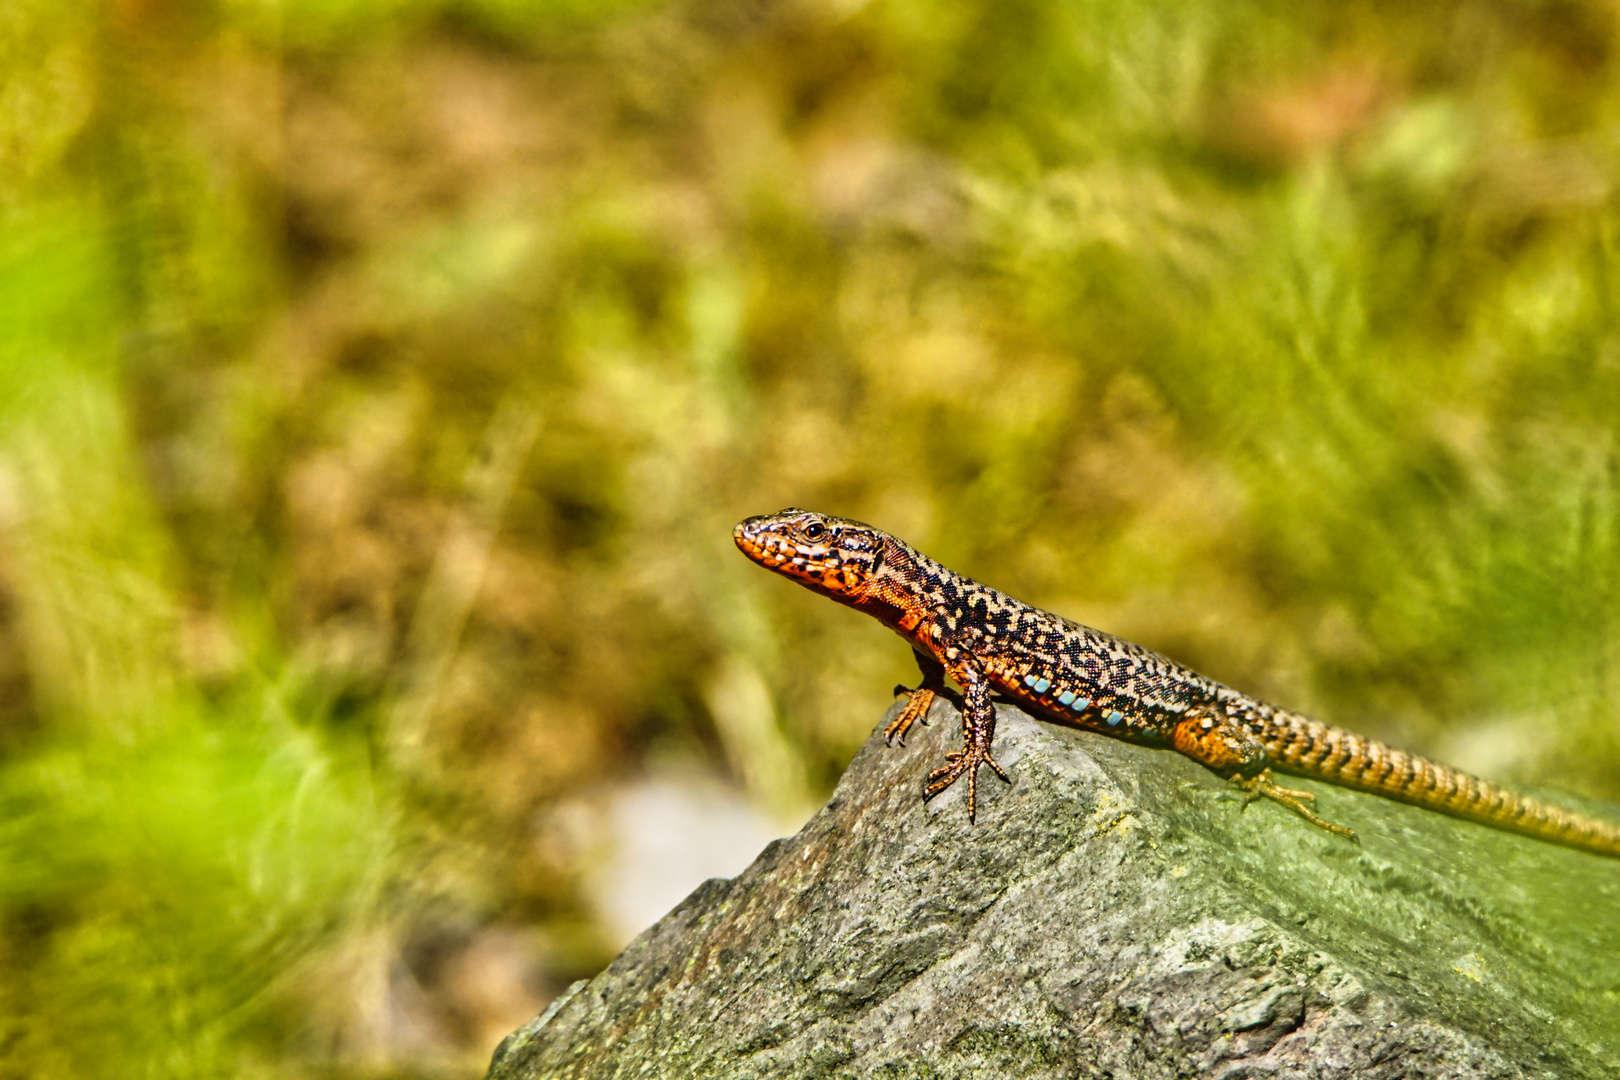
487;697;1620;1079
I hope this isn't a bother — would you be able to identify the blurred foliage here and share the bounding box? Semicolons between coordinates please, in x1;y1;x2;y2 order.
3;0;1620;1075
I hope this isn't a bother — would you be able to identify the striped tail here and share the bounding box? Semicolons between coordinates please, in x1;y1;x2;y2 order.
1266;714;1620;859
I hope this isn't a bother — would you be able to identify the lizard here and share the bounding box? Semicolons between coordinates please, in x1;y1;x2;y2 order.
733;507;1620;858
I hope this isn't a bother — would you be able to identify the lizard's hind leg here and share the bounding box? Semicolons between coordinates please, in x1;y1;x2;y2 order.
1232;770;1358;842
1171;708;1358;843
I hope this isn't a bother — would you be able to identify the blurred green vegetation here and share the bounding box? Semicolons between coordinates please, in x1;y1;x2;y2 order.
4;0;1620;1075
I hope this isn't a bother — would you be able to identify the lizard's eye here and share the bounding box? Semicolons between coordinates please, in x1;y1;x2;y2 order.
802;521;827;542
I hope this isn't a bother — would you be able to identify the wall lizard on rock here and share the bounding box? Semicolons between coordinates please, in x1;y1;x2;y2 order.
734;508;1620;857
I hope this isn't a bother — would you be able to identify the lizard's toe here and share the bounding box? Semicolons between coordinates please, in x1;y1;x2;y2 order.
884;688;936;747
923;743;1011;817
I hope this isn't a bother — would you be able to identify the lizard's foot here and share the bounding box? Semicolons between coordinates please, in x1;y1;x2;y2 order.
923;743;1011;822
1233;769;1359;843
884;685;936;746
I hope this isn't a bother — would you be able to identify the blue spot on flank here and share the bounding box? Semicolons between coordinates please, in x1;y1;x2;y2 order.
1033;678;1050;694
1105;710;1123;726
1072;697;1089;711
1023;674;1036;686
1057;690;1075;705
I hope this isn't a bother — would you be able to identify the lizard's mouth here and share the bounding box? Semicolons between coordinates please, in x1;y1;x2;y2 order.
733;519;816;572
732;519;785;567
733;517;864;596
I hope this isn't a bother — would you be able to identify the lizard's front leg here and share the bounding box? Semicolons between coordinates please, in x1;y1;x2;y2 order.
1171;706;1357;842
921;657;1010;822
884;649;946;746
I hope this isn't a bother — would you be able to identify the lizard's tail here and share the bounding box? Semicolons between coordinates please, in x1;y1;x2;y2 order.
1267;715;1620;859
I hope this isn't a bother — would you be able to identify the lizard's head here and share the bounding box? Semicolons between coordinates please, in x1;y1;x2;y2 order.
733;509;889;601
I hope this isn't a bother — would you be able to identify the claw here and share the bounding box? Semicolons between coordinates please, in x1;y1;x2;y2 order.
1233;769;1358;843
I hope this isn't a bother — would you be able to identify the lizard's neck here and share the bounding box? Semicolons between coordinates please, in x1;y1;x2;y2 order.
852;537;957;643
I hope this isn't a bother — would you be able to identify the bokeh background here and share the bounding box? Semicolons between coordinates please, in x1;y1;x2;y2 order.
6;0;1620;1075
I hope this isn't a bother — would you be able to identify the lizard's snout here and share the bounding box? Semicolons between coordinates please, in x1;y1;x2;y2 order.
733;516;774;561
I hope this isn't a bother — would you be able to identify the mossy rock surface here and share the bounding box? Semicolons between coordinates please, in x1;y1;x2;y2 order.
488;699;1620;1079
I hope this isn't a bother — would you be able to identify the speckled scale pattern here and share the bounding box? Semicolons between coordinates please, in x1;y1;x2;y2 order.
734;509;1620;858
890;549;1199;735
